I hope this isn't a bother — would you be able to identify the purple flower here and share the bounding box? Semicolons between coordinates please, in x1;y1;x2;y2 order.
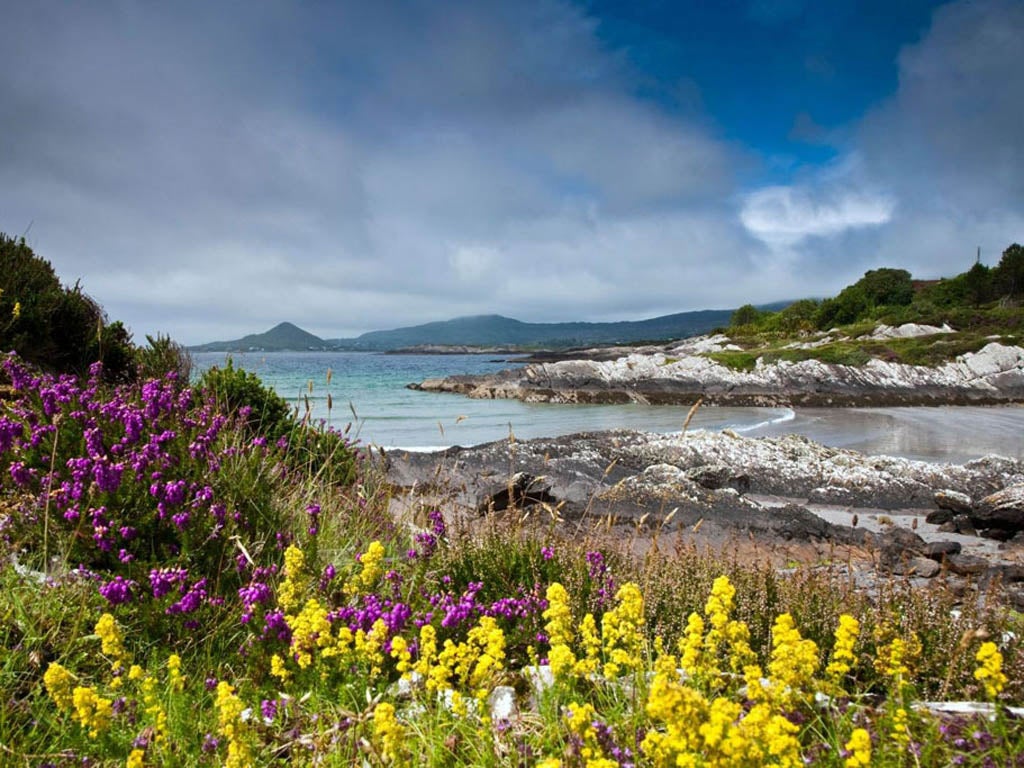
541;546;554;561
260;699;278;721
99;576;136;605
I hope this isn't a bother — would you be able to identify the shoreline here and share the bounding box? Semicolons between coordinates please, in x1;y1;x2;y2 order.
408;334;1024;409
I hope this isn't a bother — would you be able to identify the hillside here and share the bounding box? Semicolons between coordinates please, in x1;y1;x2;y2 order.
191;322;330;352
190;307;791;353
327;308;788;350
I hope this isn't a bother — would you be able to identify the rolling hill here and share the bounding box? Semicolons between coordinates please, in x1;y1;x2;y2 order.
191;305;789;352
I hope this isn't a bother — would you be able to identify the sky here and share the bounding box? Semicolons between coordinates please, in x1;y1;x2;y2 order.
1;0;1022;344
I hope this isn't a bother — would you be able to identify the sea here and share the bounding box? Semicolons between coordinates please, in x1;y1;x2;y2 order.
191;351;1024;464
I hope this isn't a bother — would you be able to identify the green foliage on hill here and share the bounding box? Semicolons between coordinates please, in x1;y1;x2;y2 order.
0;234;137;381
0;234;191;383
729;243;1024;338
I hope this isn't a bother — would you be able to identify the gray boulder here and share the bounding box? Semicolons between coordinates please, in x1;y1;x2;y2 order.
933;489;973;516
971;484;1024;531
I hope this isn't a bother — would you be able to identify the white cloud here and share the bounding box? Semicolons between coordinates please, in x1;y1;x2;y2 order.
449;245;500;283
740;185;894;247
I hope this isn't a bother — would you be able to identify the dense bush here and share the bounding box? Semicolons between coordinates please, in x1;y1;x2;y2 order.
197;358;358;486
0;234;137;382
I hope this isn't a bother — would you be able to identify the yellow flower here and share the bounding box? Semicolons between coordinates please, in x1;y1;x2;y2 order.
71;686;113;738
270;654;291;682
890;706;911;746
844;728;872;767
358;540;386;590
126;748;145;768
288;598;332;669
167;653;184;692
43;662;75;711
373;701;406;764
826;614;860;685
95;612;127;670
12;300;21;320
601;582;644;679
678;612;705;676
277;545;306;610
974;641;1007;699
215;681;252;768
141;674;168;741
390;635;412;675
543;583;575;646
766;613;819;707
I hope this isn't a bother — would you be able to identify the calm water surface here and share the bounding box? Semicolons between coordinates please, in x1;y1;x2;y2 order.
191;351;1024;463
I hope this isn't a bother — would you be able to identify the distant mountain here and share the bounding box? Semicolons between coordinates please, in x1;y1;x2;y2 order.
190;322;331;352
327;307;788;350
192;305;791;353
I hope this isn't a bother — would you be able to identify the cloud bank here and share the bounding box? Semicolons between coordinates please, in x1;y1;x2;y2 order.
0;0;1021;343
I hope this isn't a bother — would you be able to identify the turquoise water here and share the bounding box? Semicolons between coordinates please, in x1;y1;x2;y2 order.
191;351;1024;462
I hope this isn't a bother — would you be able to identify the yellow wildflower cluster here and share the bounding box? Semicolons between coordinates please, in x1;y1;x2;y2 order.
71;686;114;739
542;582;602;681
844;727;872;767
564;701;618;766
759;613;819;708
215;681;253;768
890;706;911;746
643;648;802;767
974;641;1007;699
288;598;334;669
679;575;755;689
412;616;506;714
44;662;76;711
640;577;818;767
276;594;388;679
372;701;407;765
95;613;127;671
825;614;860;687
601;582;645;679
277;545;307;611
389;635;413;675
356;540;387;590
141;674;168;742
167;653;185;692
126;748;145;768
44;661;114;739
873;624;921;687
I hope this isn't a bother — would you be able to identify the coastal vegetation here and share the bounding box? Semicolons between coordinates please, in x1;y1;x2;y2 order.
712;245;1024;372
0;235;191;384
1;238;1021;765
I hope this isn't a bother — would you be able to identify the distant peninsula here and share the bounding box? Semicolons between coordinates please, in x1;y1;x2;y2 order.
188;307;787;353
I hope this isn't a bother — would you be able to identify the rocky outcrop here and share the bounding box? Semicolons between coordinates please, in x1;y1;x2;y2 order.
381;429;1024;572
973;485;1024;531
410;338;1024;407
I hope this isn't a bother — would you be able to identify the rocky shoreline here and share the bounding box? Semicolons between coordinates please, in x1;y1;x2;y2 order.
380;428;1024;606
408;333;1024;407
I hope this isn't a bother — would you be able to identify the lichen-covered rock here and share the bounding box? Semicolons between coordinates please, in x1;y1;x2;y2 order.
972;484;1024;531
934;489;973;515
412;338;1024;407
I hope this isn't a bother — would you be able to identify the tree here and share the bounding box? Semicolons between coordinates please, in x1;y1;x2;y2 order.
730;304;761;328
858;268;914;307
993;243;1024;298
962;261;993;306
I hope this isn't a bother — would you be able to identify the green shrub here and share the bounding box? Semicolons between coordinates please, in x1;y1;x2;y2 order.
197;359;358;486
0;234;136;382
197;358;293;440
136;333;193;384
